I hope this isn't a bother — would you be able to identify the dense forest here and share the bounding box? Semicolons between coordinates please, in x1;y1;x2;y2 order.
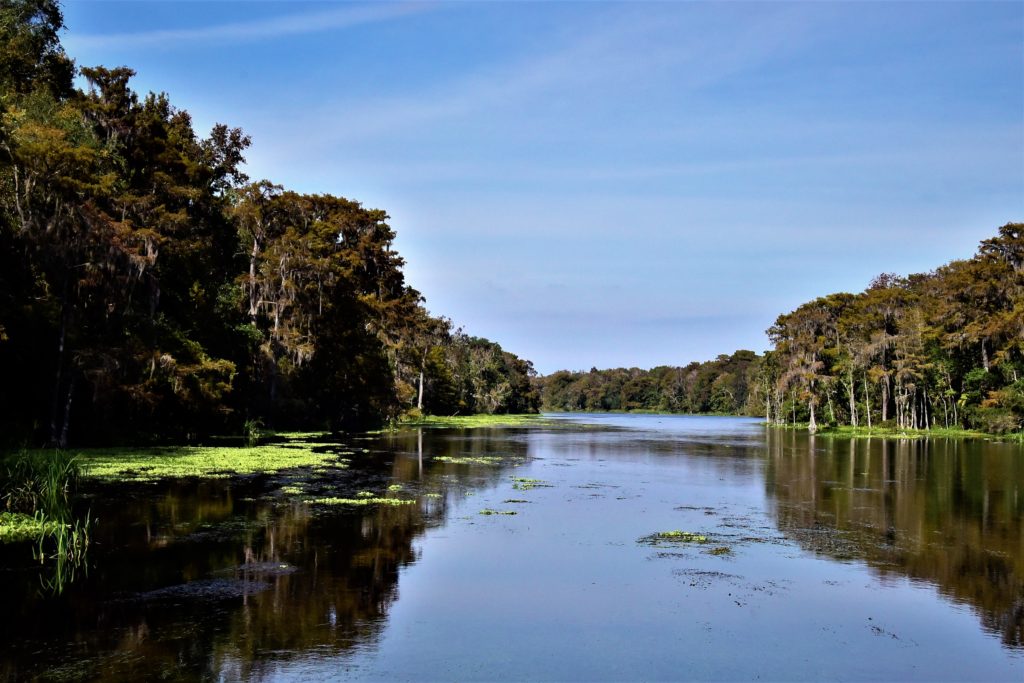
0;1;539;446
760;224;1023;434
538;350;761;415
540;226;1023;436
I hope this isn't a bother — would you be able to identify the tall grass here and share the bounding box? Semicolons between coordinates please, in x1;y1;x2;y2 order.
2;450;80;520
1;451;92;593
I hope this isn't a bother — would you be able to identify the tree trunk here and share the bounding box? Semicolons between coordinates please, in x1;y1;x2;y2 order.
58;375;75;449
848;370;857;427
417;370;425;411
249;238;259;319
808;398;817;434
863;372;872;429
881;376;889;423
48;298;70;447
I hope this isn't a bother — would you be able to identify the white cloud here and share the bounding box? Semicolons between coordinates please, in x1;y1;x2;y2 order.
65;2;432;50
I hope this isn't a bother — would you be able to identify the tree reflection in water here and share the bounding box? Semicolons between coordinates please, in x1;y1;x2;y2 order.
766;428;1024;648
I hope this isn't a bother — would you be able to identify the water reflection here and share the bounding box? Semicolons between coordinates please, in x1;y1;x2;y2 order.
765;429;1024;648
1;422;1021;681
0;428;530;681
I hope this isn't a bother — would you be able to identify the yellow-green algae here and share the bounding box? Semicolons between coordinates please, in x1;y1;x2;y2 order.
638;530;710;545
478;508;517;516
0;512;61;544
434;455;506;466
309;497;415;506
378;414;551;431
75;443;341;481
511;477;551;491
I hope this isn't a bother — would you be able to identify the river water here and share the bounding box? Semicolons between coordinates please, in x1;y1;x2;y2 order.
1;414;1021;681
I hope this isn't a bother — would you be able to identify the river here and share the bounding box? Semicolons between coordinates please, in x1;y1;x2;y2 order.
1;414;1021;681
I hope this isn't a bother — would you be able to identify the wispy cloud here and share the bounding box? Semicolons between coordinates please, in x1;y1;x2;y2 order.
66;2;432;51
255;3;823;146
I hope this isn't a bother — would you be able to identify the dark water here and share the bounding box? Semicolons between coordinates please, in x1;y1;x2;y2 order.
1;415;1022;681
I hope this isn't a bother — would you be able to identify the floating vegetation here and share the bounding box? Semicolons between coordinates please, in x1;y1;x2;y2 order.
309;497;415;507
387;484;404;492
503;499;529;504
706;546;733;556
425;492;443;498
0;512;60;544
434;455;505;466
479;508;517;516
355;491;376;498
512;477;551;491
77;444;341;481
638;530;710;546
385;414;552;430
279;485;305;495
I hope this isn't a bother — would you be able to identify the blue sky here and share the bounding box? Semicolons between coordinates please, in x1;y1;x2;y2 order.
62;1;1023;374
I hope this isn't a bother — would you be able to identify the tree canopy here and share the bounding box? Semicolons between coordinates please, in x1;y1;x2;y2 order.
0;1;538;446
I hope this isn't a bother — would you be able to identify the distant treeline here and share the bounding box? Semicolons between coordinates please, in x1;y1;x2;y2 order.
538;350;761;415
540;225;1024;435
0;2;538;446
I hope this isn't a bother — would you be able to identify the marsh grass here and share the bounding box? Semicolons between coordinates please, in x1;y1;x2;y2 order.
2;450;80;520
0;451;93;593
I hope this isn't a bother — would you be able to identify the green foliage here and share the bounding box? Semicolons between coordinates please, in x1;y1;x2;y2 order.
763;224;1024;436
538;350;759;415
1;450;78;520
0;511;58;543
75;441;341;482
637;530;710;545
0;8;539;446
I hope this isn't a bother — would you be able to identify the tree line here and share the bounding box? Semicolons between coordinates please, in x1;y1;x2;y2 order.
539;225;1023;436
760;224;1022;434
537;350;761;415
0;1;538;446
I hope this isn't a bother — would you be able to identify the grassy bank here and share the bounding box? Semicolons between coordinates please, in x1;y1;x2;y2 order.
769;423;1022;442
385;414;552;430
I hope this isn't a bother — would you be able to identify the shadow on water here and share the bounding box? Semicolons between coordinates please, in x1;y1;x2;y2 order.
765;428;1024;649
0;428;530;681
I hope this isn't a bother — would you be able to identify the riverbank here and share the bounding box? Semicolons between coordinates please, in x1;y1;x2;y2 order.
769;423;1023;442
385;414;552;430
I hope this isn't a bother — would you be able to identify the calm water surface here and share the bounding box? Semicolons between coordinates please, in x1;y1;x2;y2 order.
1;414;1021;681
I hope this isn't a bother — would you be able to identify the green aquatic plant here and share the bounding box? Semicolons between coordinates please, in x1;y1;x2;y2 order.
243;418;264;447
2;451;80;519
638;530;710;546
478;508;517;516
503;499;529;504
387;484;404;492
309;497;416;507
356;490;376;498
75;443;341;481
376;414;552;432
434;455;505;465
706;546;732;556
0;512;60;543
511;477;551;491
